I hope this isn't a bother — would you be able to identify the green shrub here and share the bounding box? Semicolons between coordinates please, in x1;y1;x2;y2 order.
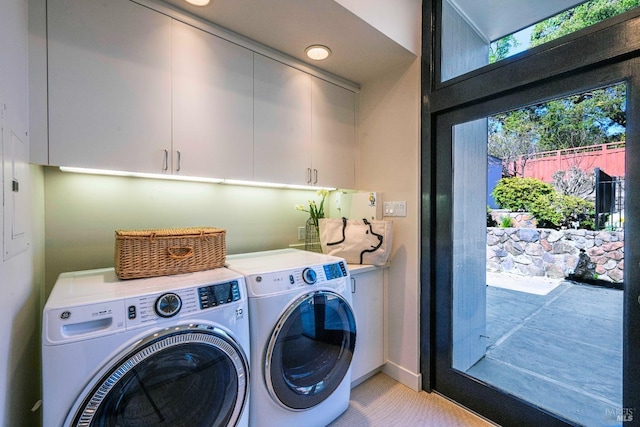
558;195;595;230
524;192;596;230
492;177;596;230
492;177;555;212
528;193;564;229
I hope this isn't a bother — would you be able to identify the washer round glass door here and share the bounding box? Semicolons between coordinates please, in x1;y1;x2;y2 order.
266;290;356;410
70;324;248;427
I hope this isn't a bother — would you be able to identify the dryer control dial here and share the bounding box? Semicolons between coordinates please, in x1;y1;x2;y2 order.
155;292;182;318
302;268;318;285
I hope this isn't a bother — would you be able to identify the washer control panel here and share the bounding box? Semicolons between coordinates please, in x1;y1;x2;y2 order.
323;262;348;280
125;280;241;328
125;288;198;327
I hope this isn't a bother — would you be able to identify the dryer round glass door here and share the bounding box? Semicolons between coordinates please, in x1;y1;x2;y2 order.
69;324;249;427
266;290;356;410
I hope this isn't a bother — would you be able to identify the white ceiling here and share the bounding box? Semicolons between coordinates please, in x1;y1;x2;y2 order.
449;0;588;42
155;0;588;84
158;0;417;85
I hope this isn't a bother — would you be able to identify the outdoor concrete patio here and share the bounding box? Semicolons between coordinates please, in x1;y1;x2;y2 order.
467;274;623;427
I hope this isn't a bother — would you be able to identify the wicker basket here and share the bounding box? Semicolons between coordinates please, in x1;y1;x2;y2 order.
114;227;226;279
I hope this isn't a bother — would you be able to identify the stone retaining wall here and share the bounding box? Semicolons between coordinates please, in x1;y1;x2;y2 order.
486;228;624;282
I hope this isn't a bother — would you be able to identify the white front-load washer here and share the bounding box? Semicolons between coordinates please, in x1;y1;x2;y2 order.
226;249;356;427
42;267;250;427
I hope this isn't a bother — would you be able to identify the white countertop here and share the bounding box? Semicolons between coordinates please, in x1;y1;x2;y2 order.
286;244;388;275
347;264;387;275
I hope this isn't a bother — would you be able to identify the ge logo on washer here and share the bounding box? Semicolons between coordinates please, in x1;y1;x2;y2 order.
60;311;71;320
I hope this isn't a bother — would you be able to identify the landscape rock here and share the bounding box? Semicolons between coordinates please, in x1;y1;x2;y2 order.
487;227;623;284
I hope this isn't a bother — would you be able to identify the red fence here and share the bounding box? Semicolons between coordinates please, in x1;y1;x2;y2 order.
512;142;626;182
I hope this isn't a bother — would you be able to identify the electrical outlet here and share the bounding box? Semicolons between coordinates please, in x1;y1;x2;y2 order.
383;201;407;217
297;226;306;240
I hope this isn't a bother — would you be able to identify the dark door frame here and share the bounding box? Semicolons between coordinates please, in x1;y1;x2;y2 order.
420;1;640;425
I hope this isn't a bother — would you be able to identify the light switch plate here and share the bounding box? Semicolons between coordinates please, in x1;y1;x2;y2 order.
383;201;407;217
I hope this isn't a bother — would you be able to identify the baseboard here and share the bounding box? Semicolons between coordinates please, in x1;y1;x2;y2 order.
382;361;422;391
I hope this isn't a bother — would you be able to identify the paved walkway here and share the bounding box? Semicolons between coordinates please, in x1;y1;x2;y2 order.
467;275;623;427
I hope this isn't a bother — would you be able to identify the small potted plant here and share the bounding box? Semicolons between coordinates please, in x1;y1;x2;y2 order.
295;189;328;252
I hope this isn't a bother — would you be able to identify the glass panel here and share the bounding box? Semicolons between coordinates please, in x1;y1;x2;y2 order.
491;0;640;64
452;83;625;426
73;328;247;427
451;118;488;372
442;0;639;82
267;291;356;410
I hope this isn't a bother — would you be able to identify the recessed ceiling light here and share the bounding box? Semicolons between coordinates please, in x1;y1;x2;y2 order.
305;45;331;61
185;0;211;6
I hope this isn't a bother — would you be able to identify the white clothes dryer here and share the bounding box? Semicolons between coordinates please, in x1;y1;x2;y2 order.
226;249;356;427
42;267;250;427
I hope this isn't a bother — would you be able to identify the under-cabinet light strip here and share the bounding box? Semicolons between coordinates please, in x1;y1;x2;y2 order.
59;167;336;191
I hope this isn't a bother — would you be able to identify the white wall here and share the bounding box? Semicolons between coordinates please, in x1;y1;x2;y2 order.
358;57;422;390
0;0;45;425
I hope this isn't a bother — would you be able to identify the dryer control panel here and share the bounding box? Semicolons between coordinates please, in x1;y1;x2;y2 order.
247;261;349;297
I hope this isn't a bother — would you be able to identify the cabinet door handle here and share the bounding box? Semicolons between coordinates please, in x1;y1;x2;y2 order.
307;168;312;184
351;277;356;293
313;168;318;184
162;149;169;171
176;150;181;172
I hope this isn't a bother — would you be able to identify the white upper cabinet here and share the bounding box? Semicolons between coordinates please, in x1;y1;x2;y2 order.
311;79;356;189
253;54;312;185
254;54;357;188
47;0;172;173
45;1;357;186
172;21;254;180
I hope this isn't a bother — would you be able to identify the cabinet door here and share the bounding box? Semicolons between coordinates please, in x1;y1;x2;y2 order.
311;78;356;189
254;54;311;185
350;269;385;384
48;0;172;173
172;21;254;180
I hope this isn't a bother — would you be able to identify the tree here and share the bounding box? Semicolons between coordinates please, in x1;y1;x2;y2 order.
489;0;633;165
488;109;539;177
536;83;626;151
489;35;518;64
530;0;640;47
489;82;627;173
527;0;635;149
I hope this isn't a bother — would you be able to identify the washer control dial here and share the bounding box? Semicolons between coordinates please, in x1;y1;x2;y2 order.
302;268;318;285
155;292;182;318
